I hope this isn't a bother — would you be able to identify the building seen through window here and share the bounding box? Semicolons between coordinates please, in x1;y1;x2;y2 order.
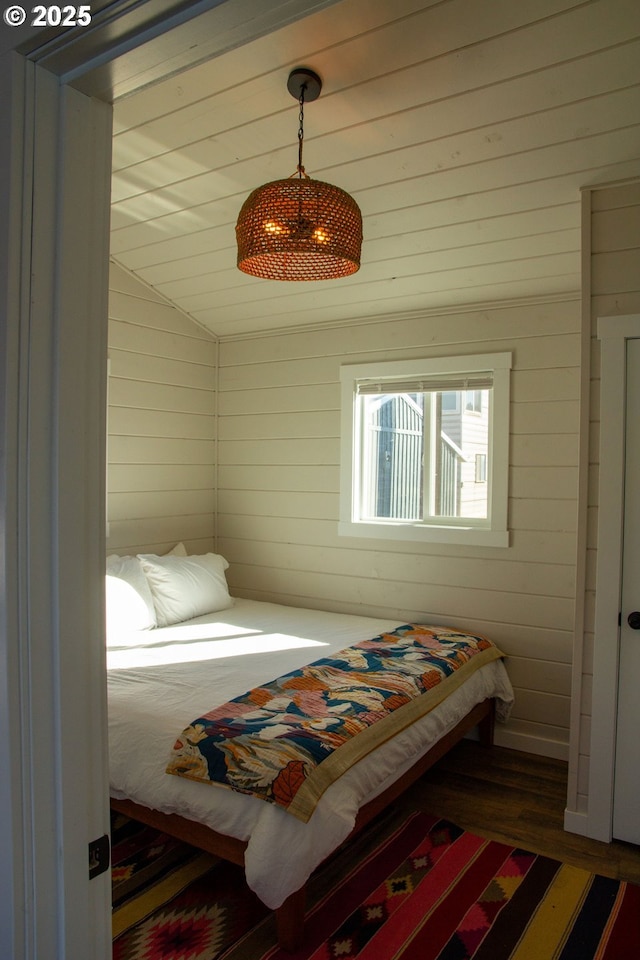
360;387;489;523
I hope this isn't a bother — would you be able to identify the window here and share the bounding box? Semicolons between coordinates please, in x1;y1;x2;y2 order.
465;390;483;413
339;353;511;546
441;391;460;413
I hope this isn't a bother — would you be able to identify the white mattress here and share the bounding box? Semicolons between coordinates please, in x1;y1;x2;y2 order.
107;598;514;909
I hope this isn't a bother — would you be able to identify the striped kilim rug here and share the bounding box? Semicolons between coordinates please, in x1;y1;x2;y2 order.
111;808;640;960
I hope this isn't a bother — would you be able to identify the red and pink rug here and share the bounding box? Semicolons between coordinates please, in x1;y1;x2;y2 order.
112;808;639;959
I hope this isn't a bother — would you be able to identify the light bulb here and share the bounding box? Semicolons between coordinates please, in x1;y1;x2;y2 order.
263;220;288;236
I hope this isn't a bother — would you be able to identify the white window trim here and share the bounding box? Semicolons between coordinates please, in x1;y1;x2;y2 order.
339;353;512;547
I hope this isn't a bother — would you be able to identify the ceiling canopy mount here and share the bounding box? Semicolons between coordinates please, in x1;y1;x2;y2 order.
286;67;322;103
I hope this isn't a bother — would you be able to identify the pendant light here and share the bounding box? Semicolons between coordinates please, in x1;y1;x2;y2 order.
236;68;362;281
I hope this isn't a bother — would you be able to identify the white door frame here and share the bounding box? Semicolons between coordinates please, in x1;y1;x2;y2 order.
588;313;640;841
0;2;339;956
0;56;113;960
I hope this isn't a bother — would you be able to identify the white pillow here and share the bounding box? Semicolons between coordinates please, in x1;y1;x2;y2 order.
167;541;188;557
105;555;157;633
137;553;233;627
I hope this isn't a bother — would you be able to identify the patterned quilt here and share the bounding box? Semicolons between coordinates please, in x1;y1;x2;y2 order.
166;624;504;822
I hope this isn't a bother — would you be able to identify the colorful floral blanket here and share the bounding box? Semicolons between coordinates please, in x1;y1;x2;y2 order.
166;624;504;822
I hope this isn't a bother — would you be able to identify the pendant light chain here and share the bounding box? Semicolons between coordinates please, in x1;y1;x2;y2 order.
297;85;305;177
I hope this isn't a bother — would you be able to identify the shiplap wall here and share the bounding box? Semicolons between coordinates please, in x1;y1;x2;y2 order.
107;261;217;556
108;0;640;337
217;299;581;759
571;179;640;814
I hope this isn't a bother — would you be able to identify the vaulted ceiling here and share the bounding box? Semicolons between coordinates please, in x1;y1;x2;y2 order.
110;0;640;338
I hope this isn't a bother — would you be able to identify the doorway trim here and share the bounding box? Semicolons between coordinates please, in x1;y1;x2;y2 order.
588;313;640;841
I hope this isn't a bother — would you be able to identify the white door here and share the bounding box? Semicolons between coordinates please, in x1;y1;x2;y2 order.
613;336;640;844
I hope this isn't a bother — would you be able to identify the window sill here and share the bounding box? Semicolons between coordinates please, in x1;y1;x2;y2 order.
338;520;510;548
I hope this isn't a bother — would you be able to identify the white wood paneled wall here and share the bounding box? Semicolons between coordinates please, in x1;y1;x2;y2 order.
107;262;217;556
217;298;581;759
572;179;640;813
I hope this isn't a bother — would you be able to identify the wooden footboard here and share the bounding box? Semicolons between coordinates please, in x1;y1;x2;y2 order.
111;697;495;953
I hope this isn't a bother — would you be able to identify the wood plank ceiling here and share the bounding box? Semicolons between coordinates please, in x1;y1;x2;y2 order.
110;0;640;338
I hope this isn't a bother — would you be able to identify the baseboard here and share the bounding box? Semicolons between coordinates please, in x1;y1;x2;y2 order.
492;727;569;762
563;808;588;836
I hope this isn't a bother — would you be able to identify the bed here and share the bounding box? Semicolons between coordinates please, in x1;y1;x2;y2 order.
106;549;514;950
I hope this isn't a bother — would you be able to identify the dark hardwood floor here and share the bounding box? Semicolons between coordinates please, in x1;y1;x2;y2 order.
399;740;640;885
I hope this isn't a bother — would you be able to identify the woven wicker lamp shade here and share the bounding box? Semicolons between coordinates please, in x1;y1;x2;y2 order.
236;175;362;281
236;67;362;282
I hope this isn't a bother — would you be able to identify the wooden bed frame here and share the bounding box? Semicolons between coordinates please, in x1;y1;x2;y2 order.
111;697;495;951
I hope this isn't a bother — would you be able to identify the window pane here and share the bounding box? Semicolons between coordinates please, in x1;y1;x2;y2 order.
360;388;490;521
440;388;489;519
361;393;423;520
465;390;482;412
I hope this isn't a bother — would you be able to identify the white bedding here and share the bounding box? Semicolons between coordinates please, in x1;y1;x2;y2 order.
107;598;514;909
